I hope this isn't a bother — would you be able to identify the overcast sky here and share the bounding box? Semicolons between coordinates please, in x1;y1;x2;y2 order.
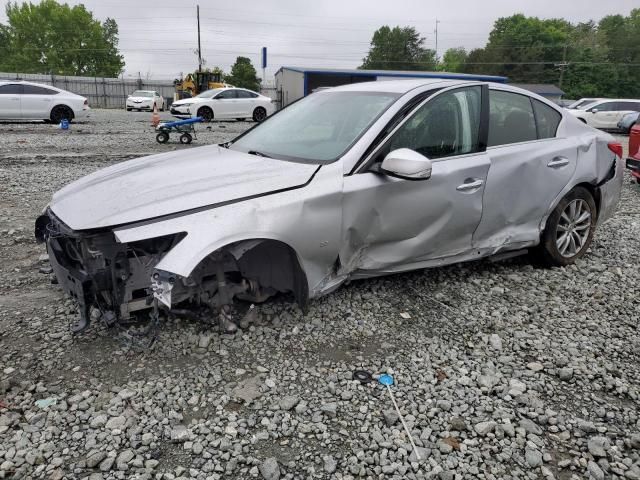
1;0;638;81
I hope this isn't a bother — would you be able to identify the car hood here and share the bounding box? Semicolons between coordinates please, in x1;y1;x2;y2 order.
49;146;318;231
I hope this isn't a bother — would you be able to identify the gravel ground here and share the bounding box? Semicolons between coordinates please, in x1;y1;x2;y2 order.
0;109;639;480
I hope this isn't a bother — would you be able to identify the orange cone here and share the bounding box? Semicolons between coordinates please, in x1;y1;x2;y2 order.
151;102;160;127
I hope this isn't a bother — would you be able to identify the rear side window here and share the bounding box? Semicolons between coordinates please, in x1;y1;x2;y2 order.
532;99;561;139
488;90;537;146
619;102;640;112
237;90;258;99
22;85;58;95
0;84;23;94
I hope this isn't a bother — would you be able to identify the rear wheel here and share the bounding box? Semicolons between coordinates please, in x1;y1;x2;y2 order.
534;187;597;267
197;106;213;122
50;105;73;123
179;133;193;144
253;107;267;122
156;132;169;144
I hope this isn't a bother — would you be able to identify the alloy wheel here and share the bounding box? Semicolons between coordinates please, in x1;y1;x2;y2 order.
556;199;592;257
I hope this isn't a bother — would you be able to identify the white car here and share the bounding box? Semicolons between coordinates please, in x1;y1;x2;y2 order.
0;80;89;122
126;90;165;112
170;87;275;122
566;98;605;109
568;98;640;129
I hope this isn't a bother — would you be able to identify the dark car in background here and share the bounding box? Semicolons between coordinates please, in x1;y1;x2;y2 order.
618;111;640;134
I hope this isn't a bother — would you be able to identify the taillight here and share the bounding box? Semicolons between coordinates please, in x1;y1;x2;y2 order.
607;142;623;159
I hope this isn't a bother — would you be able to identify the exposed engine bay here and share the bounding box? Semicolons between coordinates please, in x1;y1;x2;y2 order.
35;209;307;344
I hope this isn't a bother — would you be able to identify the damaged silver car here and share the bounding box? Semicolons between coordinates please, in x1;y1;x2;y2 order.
36;79;624;335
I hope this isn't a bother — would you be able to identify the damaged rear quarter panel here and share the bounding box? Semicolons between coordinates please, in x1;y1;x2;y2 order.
113;161;345;297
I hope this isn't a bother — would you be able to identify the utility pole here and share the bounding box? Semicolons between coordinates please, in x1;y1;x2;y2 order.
556;43;569;90
197;5;202;73
434;19;440;62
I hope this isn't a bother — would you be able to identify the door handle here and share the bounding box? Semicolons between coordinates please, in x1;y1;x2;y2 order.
456;179;484;191
547;156;569;168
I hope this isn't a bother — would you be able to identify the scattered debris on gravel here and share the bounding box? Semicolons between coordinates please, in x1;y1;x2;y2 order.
1;110;639;479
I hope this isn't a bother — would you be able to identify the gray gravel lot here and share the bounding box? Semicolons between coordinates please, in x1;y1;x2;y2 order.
0;109;639;480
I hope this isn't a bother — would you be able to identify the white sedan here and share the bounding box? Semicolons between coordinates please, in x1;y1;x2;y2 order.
126;90;165;112
170;87;275;122
0;80;89;122
568;98;640;130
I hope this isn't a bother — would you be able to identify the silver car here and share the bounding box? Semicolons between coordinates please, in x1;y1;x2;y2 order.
36;79;624;334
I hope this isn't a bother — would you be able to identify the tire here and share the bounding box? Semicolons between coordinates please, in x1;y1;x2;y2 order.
179;133;193;144
197;106;213;122
156;132;169;144
126;108;132;111
252;107;267;122
50;105;73;124
534;187;597;267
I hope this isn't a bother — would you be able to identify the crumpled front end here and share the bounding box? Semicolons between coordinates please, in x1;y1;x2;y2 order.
35;209;187;332
35;207;311;336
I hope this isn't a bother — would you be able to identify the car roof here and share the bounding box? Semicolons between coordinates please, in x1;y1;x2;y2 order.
326;78;546;97
0;79;66;92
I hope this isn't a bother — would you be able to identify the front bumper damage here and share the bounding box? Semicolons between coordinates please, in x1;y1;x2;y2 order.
35;209;307;338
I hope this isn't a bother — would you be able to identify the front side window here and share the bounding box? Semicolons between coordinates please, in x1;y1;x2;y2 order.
488;90;537;147
216;90;237;99
382;86;482;160
230;91;399;164
592;102;617;112
532;99;562;139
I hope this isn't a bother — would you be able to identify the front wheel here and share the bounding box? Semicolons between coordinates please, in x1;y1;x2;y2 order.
156;132;169;144
179;133;193;144
197;107;213;122
534;187;597;267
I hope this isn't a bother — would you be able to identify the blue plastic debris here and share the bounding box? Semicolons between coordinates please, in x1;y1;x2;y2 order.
378;374;394;386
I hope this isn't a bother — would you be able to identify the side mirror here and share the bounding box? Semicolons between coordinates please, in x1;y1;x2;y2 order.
590;108;599;114
380;148;432;181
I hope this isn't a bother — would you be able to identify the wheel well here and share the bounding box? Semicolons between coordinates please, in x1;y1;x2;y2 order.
51;104;74;119
197;106;212;114
191;239;308;309
575;182;601;218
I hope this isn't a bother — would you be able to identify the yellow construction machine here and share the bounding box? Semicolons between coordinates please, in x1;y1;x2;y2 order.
174;70;227;99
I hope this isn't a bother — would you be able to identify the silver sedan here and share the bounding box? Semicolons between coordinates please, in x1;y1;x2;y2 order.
36;79;624;334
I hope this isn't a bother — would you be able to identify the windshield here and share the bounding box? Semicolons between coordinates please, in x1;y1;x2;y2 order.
230;91;399;164
196;89;223;98
131;91;153;97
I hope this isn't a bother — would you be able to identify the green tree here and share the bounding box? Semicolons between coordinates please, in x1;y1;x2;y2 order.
224;56;261;91
0;0;124;76
361;26;436;70
461;10;640;99
439;47;468;72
